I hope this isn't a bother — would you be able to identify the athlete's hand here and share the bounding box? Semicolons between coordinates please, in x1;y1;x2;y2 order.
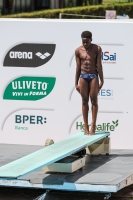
99;82;103;91
76;85;80;93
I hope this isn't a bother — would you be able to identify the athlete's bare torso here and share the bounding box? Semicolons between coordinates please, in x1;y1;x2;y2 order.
77;44;98;74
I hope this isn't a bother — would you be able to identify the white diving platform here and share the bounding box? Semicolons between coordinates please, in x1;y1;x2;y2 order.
0;132;109;178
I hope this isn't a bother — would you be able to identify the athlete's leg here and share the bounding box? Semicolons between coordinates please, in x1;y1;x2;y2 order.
79;78;90;134
89;77;99;135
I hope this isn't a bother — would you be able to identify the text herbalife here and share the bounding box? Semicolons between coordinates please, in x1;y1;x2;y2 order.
76;120;118;132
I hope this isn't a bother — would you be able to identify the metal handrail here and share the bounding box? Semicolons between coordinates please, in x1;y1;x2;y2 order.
59;13;105;19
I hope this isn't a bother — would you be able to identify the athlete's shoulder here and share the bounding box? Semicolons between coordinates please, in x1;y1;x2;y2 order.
92;43;101;48
75;46;83;55
95;44;102;50
98;46;102;54
92;44;102;52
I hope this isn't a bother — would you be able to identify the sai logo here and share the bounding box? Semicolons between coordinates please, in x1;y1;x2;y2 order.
102;51;116;64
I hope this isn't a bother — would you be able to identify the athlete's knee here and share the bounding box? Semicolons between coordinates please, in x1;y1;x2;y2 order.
82;97;89;105
91;96;98;106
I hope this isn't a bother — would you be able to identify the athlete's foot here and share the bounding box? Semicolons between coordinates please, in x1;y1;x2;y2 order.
84;124;90;135
89;126;96;135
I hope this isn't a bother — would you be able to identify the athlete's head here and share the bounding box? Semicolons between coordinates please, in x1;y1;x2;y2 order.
81;31;92;49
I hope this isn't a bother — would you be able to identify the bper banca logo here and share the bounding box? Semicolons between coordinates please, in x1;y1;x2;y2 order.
15;115;47;131
15;115;47;124
3;43;56;67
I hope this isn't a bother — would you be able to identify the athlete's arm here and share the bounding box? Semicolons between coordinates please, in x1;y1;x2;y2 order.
97;46;104;91
75;49;81;93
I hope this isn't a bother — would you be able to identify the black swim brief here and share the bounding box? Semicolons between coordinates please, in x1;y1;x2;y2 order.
80;72;98;82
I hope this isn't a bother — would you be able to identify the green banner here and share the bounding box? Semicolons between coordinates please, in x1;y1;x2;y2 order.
3;76;56;101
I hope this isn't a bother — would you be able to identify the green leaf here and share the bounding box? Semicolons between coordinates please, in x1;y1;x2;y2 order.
112;121;116;124
3;76;56;101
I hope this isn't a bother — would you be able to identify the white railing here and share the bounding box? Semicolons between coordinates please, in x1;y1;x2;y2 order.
59;13;105;19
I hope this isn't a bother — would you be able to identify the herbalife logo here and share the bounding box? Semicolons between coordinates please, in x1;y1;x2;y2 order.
76;120;119;132
36;52;51;60
3;43;56;67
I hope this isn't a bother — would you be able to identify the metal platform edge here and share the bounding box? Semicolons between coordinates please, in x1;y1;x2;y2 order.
0;178;118;193
0;173;133;193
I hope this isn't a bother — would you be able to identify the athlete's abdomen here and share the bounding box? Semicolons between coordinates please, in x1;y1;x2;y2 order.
81;60;97;74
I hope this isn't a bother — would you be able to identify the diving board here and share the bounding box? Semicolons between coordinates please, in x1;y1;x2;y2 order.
0;132;109;178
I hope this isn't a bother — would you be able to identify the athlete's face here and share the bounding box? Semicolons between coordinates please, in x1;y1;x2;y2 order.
82;38;92;49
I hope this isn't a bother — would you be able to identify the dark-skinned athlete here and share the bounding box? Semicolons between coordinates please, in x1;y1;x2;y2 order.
75;31;104;135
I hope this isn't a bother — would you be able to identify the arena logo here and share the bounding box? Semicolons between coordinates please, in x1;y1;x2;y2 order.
3;43;56;67
102;51;116;64
76;120;119;132
9;51;33;59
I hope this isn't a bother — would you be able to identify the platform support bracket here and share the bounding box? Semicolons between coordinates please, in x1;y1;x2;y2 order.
104;193;111;200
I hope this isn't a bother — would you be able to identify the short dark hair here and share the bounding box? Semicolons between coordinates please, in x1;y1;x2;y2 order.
81;31;92;39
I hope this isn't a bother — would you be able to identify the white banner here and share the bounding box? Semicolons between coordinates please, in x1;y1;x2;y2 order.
0;19;133;149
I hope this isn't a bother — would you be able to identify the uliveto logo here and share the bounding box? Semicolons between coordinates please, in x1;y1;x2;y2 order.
3;43;56;67
102;51;116;64
76;120;119;132
3;76;56;101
